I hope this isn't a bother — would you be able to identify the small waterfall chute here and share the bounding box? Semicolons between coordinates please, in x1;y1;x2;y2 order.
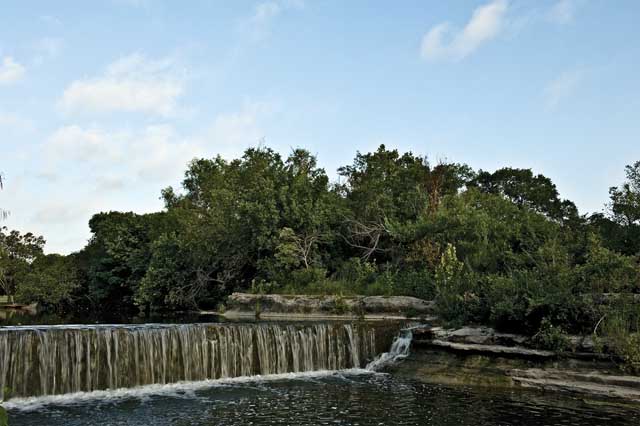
365;328;413;371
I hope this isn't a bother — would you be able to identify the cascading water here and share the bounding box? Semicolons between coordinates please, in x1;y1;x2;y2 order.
0;322;390;400
365;328;413;371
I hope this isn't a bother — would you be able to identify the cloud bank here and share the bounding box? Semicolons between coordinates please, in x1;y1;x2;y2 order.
59;54;184;116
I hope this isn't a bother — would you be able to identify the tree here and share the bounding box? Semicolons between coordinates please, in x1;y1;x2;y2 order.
470;167;578;223
275;227;322;269
337;145;471;261
0;227;45;303
81;211;170;313
15;254;81;312
136;233;209;310
609;161;640;226
139;147;344;310
591;161;640;255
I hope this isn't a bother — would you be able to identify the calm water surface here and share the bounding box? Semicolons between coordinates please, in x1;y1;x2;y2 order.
7;371;640;426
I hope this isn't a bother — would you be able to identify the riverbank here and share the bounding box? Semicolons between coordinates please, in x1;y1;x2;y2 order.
389;325;640;405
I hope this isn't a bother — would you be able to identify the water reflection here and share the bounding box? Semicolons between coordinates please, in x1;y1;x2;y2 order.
8;372;640;426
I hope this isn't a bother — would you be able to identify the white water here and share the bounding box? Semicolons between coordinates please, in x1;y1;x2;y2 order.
0;322;381;400
3;368;375;412
365;329;412;371
1;324;414;412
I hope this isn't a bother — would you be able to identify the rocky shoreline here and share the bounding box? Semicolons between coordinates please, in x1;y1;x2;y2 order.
392;325;640;404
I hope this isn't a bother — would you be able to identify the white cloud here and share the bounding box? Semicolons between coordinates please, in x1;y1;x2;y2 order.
58;53;184;116
11;100;277;254
0;56;25;85
548;0;578;25
94;175;127;192
240;0;305;42
544;69;584;109
32;202;93;225
130;125;202;180
420;0;509;61
208;101;273;153
44;100;275;183
46;125;124;162
44;124;194;182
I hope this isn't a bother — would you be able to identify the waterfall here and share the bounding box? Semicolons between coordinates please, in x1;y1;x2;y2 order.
0;322;388;400
365;328;412;371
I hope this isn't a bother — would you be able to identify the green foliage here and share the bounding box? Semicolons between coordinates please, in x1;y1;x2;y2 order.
135;233;202;310
331;294;350;315
433;244;483;326
611;333;640;374
609;161;640;227
595;296;640;373
0;227;45;303
4;145;640;365
577;234;640;293
470;167;578;223
532;318;573;352
81;211;171;313
14;254;80;312
0;404;7;426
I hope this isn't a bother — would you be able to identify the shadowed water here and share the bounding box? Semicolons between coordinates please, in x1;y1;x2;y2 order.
6;372;640;426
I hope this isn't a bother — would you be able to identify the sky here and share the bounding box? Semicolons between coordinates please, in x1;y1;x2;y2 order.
0;0;639;254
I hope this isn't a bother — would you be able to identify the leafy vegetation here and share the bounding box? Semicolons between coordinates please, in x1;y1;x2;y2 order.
2;146;640;367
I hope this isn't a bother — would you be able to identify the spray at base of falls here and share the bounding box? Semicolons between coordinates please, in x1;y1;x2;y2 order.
365;328;413;371
3;369;375;412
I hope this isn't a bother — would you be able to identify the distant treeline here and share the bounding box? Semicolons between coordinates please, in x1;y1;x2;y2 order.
2;146;640;366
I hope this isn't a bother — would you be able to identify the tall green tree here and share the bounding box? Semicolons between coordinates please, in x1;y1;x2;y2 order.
0;227;45;303
470;167;578;223
609;161;640;226
590;161;640;255
337;145;472;262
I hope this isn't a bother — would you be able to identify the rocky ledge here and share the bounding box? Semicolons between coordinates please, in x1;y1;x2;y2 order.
221;293;436;319
393;325;640;404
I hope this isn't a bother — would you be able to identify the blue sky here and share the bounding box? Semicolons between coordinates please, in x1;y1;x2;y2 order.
0;0;639;254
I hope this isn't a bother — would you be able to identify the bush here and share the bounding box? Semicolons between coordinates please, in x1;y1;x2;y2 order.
434;245;485;326
597;298;640;373
532;318;573;352
392;269;436;300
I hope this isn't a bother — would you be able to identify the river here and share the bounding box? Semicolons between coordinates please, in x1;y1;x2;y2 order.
1;320;639;425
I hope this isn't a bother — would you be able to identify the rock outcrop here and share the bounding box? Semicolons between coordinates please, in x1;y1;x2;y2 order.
392;325;640;404
221;293;436;319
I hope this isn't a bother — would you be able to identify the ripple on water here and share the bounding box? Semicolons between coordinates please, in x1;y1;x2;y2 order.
7;372;640;426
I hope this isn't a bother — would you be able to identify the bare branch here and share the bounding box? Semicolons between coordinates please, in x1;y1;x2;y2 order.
342;218;391;260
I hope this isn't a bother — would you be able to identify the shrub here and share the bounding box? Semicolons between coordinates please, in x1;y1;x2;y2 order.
434;244;485;326
532;318;572;352
597;298;640;373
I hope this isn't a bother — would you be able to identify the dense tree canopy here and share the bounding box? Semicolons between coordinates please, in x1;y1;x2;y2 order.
3;146;640;365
